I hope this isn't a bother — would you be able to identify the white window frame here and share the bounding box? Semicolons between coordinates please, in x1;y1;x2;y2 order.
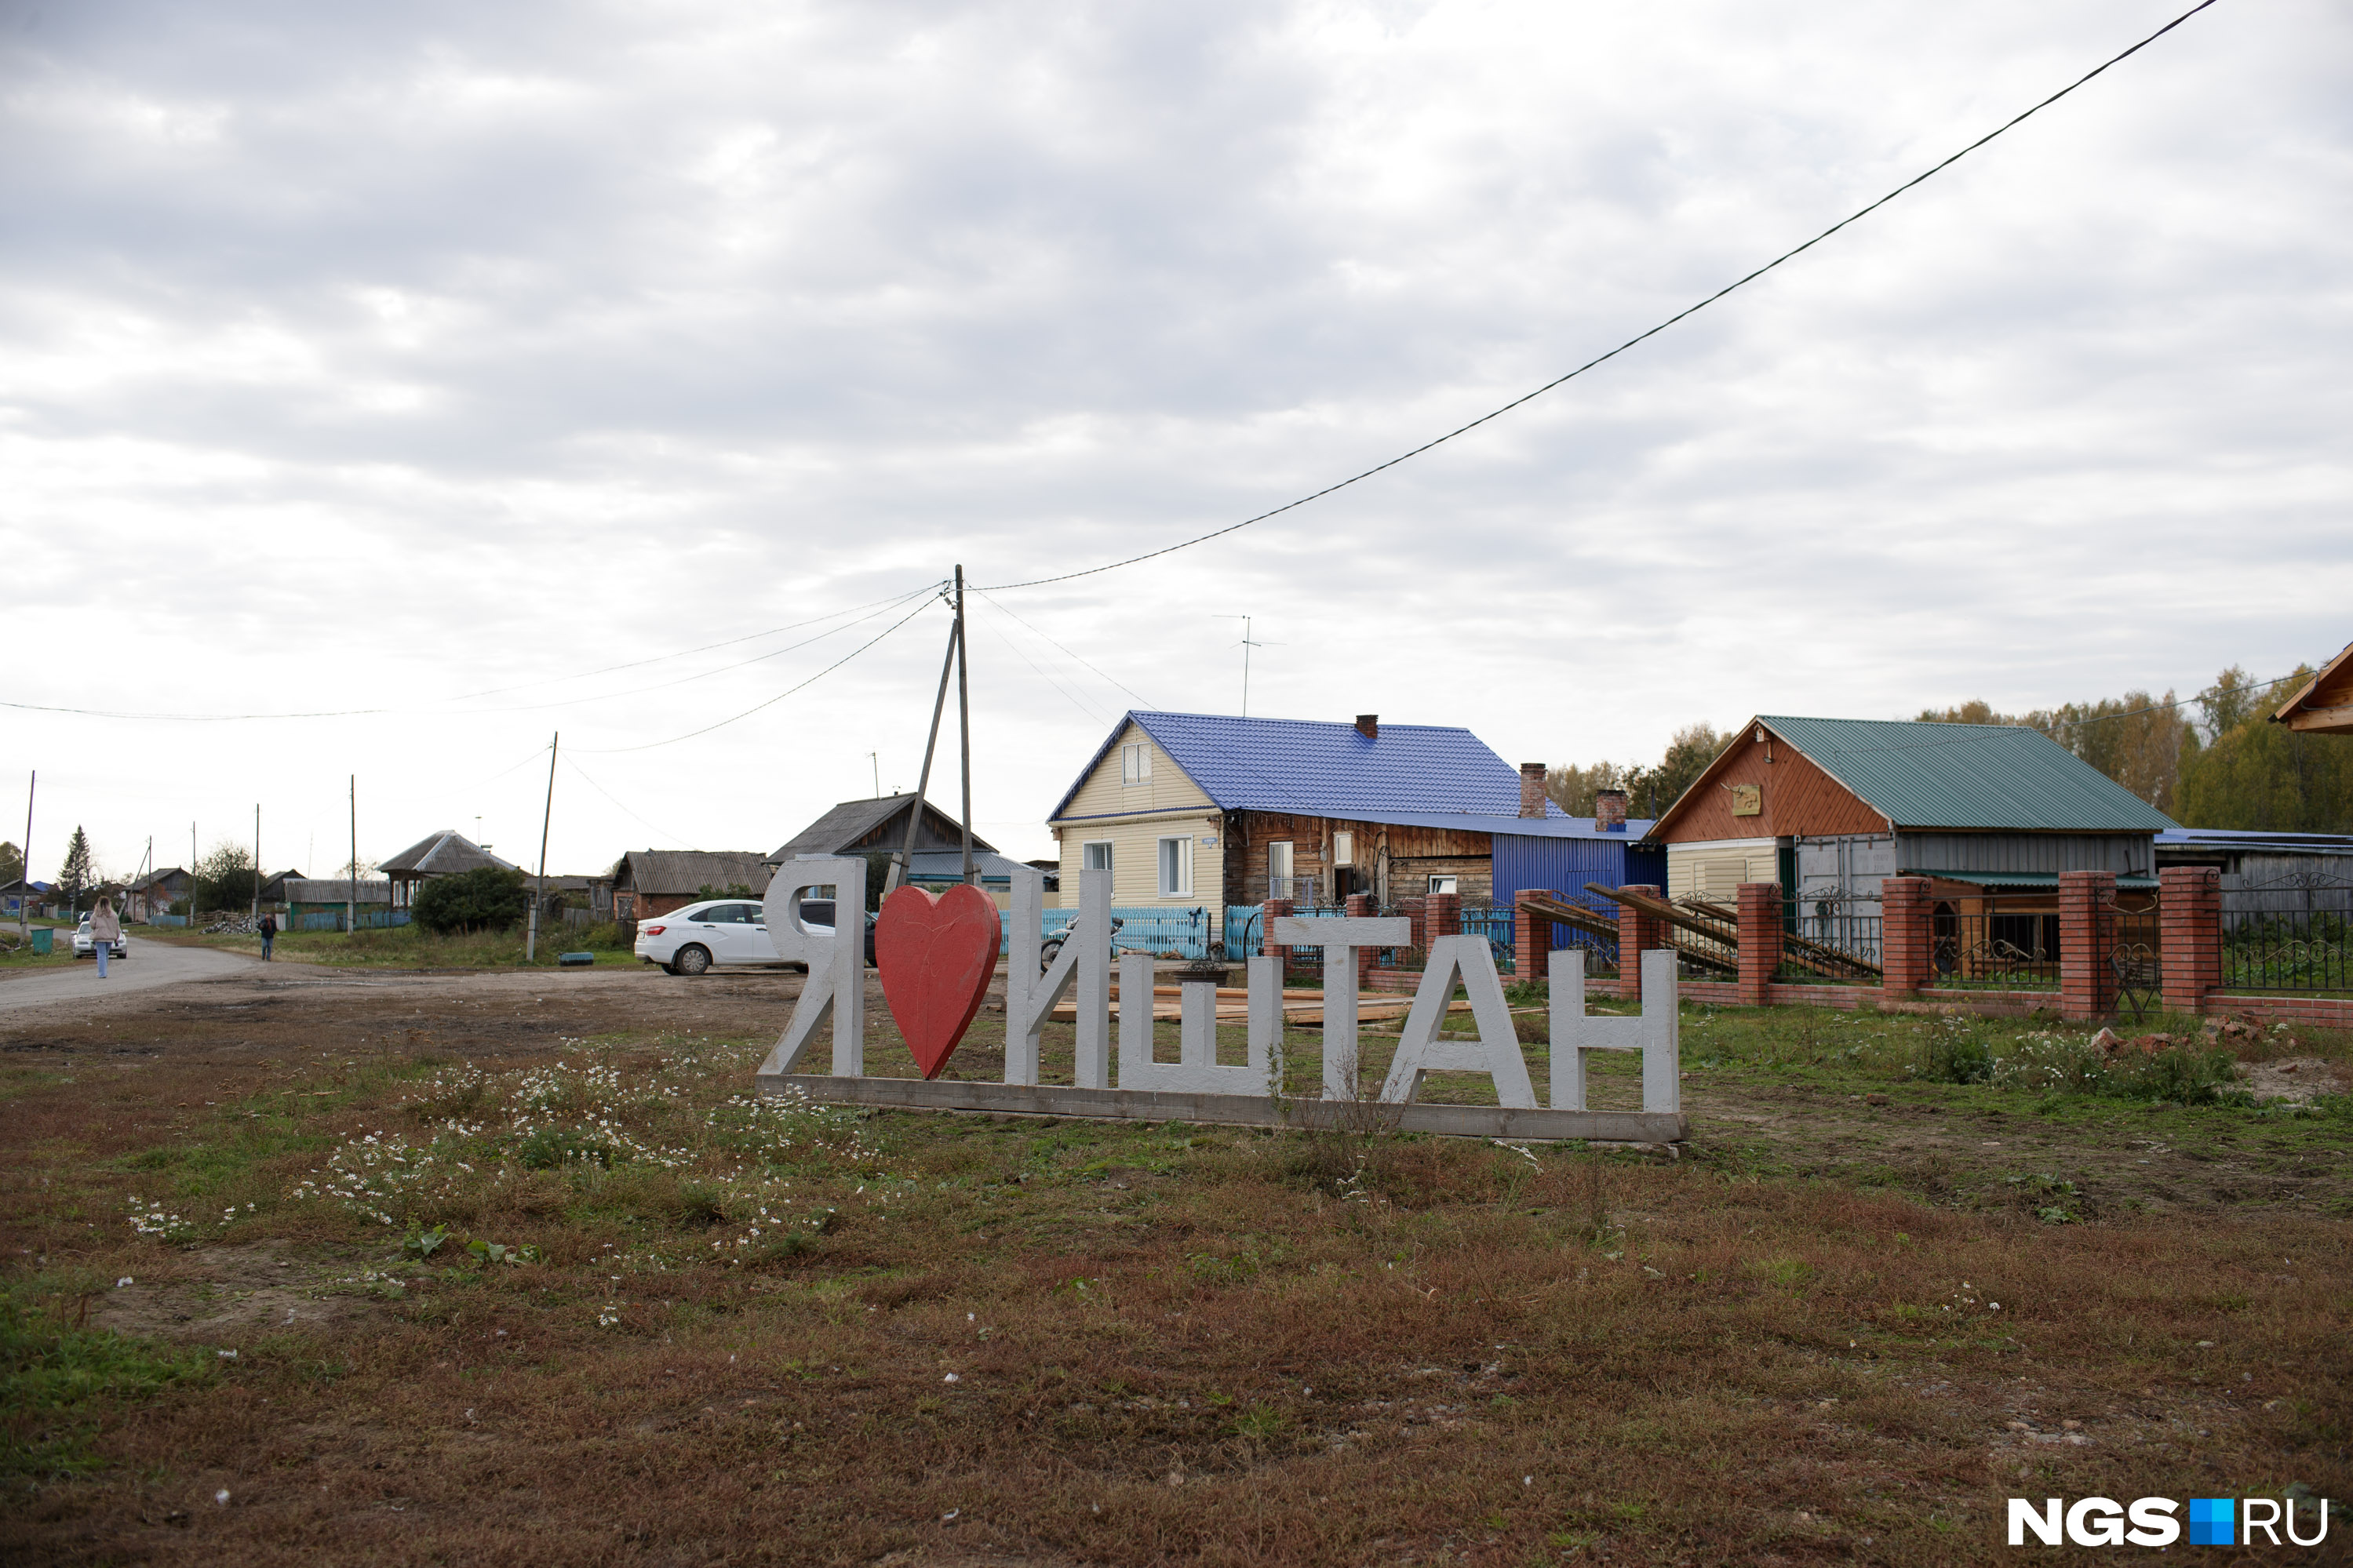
1333;831;1354;867
1120;742;1152;786
1156;835;1193;897
1426;874;1458;896
1267;840;1293;884
1081;841;1114;872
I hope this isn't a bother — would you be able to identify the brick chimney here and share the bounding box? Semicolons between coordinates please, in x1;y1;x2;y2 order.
1356;714;1379;740
1519;762;1547;819
1596;788;1628;832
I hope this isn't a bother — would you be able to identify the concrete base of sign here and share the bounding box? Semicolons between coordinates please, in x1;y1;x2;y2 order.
757;1072;1688;1143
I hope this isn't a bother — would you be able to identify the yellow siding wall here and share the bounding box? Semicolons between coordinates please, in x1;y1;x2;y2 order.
1051;722;1223;910
1666;839;1780;904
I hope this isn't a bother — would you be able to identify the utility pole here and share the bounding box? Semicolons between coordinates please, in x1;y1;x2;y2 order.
955;565;974;886
190;822;196;921
348;776;357;935
252;804;261;923
869;752;880;799
887;586;961;898
18;771;31;942
527;733;557;962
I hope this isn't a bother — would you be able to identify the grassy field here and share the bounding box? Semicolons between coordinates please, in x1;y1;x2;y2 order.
2;993;2348;1565
188;920;636;970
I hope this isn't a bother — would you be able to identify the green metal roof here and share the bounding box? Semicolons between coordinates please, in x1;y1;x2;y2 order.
1900;868;2159;890
1761;715;2178;833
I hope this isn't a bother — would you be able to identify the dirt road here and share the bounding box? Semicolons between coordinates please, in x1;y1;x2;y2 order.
0;936;260;1013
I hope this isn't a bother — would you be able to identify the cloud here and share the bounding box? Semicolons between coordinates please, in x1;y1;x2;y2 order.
2;0;2348;875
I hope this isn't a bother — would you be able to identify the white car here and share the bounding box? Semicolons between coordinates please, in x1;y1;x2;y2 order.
634;899;781;976
72;917;128;960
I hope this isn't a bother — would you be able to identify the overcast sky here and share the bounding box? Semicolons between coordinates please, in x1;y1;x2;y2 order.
3;0;2348;880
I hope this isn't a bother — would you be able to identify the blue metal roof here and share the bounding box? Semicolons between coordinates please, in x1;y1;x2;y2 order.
1392;812;1655;840
1048;710;1569;824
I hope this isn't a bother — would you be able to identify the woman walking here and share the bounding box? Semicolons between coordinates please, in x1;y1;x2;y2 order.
90;896;121;979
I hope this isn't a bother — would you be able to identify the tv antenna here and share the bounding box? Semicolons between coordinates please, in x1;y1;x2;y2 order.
1215;616;1280;717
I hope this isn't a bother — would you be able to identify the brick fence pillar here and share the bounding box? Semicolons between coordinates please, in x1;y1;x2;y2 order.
1262;898;1294;970
1513;889;1557;984
2058;870;2118;1021
1615;886;1664;1002
2160;866;2223;1014
1878;876;1933;997
1736;882;1783;1007
1425;892;1461;942
1398;896;1428;952
1344;893;1377;989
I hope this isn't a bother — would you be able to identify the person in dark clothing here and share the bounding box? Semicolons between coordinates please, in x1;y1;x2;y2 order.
258;911;277;961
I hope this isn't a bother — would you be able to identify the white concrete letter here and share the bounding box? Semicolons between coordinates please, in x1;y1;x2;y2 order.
758;855;867;1077
1378;933;1536;1108
1004;868;1112;1088
1269;915;1410;1101
1550;948;1680;1114
1116;951;1280;1095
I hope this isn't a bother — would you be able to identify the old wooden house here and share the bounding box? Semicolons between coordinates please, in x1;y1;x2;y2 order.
765;795;1033;907
609;849;774;924
379;830;519;911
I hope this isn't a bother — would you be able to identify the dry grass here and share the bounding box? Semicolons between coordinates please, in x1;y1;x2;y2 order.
1;984;2348;1566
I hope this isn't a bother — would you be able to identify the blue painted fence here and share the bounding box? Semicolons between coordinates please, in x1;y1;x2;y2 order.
297;909;413;932
1033;905;1214;960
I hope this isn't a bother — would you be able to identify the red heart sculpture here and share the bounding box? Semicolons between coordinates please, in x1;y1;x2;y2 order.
874;883;1003;1080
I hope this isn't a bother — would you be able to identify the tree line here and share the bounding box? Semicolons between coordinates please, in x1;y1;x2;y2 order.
1546;660;2352;832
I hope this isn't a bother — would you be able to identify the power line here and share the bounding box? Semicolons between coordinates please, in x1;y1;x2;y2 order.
978;0;2224;595
559;755;697;848
971;588;1157;708
0;584;943;723
577;592;945;754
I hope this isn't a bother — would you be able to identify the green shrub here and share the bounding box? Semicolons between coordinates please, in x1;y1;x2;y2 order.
413;868;530;935
1922;1020;1996;1084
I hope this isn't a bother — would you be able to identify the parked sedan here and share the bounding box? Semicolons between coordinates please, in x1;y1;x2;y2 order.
633;900;876;976
71;917;129;960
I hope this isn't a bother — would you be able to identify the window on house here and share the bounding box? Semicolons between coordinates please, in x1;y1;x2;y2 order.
1426;875;1458;895
1267;841;1293;885
1333;831;1354;867
1120;742;1152;785
1157;835;1193;897
1082;842;1113;872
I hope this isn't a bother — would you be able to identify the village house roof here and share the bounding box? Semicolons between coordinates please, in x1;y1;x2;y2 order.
767;795;996;868
610;850;773;898
1049;711;1569;824
126;867;189;893
379;831;517;878
1652;715;2177;838
2271;640;2353;735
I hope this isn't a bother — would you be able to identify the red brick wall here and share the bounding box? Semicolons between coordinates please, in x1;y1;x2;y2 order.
1736;882;1783;1006
1616;886;1664;1002
2160;866;2222;1013
1513;889;1555;983
2058;870;2118;1021
1880;876;1932;995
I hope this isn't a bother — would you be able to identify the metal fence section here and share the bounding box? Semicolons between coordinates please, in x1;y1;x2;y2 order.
1222;906;1262;961
297;909;413;932
1926;901;2060;991
1777;897;1883;984
2220;872;2353;995
1039;905;1212;960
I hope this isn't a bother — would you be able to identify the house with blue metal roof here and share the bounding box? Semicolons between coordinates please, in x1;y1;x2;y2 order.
1045;711;1663;929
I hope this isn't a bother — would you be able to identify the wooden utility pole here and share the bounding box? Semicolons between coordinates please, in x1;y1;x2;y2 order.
348;776;357;934
956;565;974;885
887;595;960;898
527;734;557;962
17;771;31;942
251;804;260;923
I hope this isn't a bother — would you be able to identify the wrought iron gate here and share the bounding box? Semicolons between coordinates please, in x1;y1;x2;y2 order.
2108;898;2162;1021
